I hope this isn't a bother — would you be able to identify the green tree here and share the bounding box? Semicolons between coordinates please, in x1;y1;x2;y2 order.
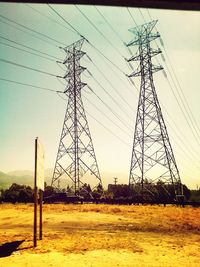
92;183;104;199
189;189;200;202
1;183;33;203
79;183;92;198
43;185;56;198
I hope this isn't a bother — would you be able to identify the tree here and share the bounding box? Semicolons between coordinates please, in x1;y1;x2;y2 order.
189;189;200;202
182;184;191;200
18;189;32;203
79;183;92;198
92;183;103;199
43;185;56;198
107;184;130;198
1;183;33;203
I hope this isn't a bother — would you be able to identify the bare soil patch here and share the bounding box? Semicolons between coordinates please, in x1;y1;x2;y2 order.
0;204;199;266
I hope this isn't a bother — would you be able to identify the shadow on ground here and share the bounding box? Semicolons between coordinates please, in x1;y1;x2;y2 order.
0;240;24;257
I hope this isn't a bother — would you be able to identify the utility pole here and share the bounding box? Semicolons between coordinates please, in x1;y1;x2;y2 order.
51;39;102;197
113;177;118;185
126;21;183;201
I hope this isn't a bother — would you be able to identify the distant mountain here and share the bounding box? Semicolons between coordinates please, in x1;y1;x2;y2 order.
7;170;33;177
0;169;53;189
7;168;53;178
0;169;125;190
0;171;33;189
0;172;10;189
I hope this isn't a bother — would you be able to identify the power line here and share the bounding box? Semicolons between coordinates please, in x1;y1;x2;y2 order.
161;101;200;164
92;7;139;100
47;4;82;37
25;3;76;35
136;9;200;173
0;34;61;60
55;88;131;146
86;111;130;147
76;5;125;59
47;3;140;126
138;8;147;23
163;47;200;140
164;69;200;148
86;55;136;112
94;6;125;44
47;3;140;108
57;76;67;87
61;53;135;125
0;58;62;78
88;85;133;133
88;40;128;76
126;9;200;184
56;91;68;101
17;5;135;136
43;86;200;166
0;40;55;62
162;104;200;162
146;9;200;141
23;6;200;164
0;13;66;47
58;90;130;147
127;7;138;26
83;94;132;138
146;9;152;21
48;4;127;76
3;73;195;176
0;18;58;49
137;9;200;151
94;6;141;79
87;69;133;124
164;45;200;147
0;77;63;93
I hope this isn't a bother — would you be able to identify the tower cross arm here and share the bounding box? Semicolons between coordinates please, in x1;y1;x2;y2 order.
126;38;140;47
152;64;163;73
126;54;140;62
150;48;162;57
147;32;161;42
128;66;141;77
126;32;160;47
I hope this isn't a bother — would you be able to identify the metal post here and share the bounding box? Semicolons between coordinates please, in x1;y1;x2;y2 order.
34;138;38;248
113;177;118;185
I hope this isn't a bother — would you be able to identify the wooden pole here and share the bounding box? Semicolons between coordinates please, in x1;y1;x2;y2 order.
39;189;43;240
33;138;38;248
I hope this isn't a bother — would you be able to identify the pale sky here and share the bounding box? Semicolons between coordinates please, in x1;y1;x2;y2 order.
0;3;200;189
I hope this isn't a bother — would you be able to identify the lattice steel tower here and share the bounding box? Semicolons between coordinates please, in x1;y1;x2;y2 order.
127;21;183;199
51;39;102;196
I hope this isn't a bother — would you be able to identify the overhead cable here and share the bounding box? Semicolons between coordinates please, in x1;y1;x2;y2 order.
76;5;125;59
0;58;62;78
88;85;133;133
0;13;66;47
0;77;63;93
0;34;61;60
0;40;55;62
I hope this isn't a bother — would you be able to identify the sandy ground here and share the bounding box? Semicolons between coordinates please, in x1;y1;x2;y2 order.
0;204;200;267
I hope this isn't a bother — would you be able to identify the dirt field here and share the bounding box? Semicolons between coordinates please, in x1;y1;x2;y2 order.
0;204;200;267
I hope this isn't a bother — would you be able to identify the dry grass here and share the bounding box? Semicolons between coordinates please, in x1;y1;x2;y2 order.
0;204;200;266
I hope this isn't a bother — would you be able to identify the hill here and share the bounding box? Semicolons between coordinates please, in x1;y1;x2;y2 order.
0;169;53;189
0;171;33;189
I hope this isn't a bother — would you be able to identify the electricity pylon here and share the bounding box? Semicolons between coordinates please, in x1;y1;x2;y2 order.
51;39;102;197
126;21;183;200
